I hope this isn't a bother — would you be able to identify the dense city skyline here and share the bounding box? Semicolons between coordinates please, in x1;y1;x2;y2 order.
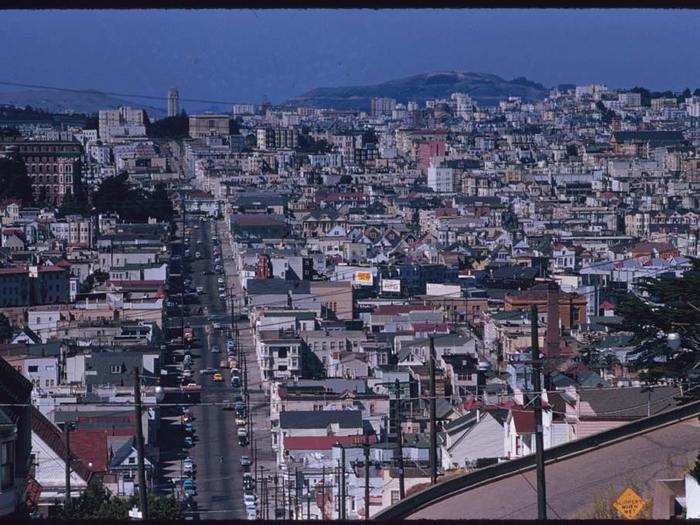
1;9;700;106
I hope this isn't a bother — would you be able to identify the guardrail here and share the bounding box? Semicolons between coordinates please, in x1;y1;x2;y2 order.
375;399;700;519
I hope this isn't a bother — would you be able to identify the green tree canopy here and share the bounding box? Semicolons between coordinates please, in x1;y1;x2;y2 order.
0;314;12;343
146;114;189;139
616;259;700;387
0;157;34;204
93;173;173;223
52;477;181;520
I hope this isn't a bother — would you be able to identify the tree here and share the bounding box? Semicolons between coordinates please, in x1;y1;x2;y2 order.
0;314;11;343
339;175;353;185
146;114;189;139
615;259;700;389
0;157;34;204
51;477;181;520
83;114;99;130
93;173;172;223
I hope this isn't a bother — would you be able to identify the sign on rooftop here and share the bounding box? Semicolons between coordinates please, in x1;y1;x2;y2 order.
354;271;374;287
613;487;646;519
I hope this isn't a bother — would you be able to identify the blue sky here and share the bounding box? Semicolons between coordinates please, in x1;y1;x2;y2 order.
0;9;698;108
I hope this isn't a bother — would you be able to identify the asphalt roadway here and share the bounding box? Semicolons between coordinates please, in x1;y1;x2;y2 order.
186;219;246;520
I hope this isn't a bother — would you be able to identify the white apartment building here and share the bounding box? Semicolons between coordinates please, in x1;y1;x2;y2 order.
427;164;456;193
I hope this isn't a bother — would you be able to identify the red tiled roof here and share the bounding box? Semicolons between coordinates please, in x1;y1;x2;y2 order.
511;409;535;434
373;304;434;316
283;434;376;451
412;322;449;333
68;429;113;473
31;407;92;482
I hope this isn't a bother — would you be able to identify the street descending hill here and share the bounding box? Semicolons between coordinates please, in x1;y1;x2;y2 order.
285;70;549;109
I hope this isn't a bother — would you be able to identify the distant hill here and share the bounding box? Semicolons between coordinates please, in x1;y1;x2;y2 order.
0;88;166;117
285;71;550;110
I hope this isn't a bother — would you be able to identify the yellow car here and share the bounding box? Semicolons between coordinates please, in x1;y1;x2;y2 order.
212;372;224;382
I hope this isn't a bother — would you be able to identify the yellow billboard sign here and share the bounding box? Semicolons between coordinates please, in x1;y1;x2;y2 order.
354;271;374;286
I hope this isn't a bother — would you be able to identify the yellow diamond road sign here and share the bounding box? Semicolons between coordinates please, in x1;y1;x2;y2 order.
613;487;645;519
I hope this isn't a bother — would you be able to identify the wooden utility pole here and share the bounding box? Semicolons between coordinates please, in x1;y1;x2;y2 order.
287;476;294;519
428;335;438;484
530;305;547;520
364;440;370;520
394;378;405;499
320;466;325;519
274;474;279;520
340;446;347;519
305;478;311;519
64;423;71;506
336;462;341;520
133;367;149;520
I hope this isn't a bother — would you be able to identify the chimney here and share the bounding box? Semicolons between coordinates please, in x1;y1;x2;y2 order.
545;281;560;358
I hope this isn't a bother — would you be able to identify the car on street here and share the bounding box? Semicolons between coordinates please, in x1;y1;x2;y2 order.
243;494;256;508
200;368;215;375
183;382;198;390
184;436;194;447
183;479;196;496
237;434;248;447
246;508;257;520
240;455;251;469
235;416;246;427
211;345;220;353
212;372;224;382
183;458;195;473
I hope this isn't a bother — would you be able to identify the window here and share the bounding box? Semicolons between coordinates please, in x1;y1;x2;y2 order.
110;364;122;374
391;490;400;505
28;365;38;373
128;456;136;465
277;348;288;359
1;441;14;490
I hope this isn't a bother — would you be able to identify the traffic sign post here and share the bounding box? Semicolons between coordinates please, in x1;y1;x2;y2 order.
613;487;646;519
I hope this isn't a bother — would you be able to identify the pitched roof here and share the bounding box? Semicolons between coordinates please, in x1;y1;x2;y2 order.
283;434;375;451
510;409;535;434
31;407;92;481
279;409;363;430
578;386;680;420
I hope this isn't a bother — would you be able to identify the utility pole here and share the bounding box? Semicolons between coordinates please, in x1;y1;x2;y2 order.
428;335;438;484
336;462;341;520
133;367;149;520
294;468;300;520
364;439;370;520
305;478;311;519
530;305;547;520
321;466;325;520
274;474;279;520
394;378;405;499
340;446;347;519
64;422;71;506
287;476;294;520
180;190;186;346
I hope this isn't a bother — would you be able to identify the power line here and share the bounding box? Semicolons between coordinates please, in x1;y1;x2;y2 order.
0;80;244;108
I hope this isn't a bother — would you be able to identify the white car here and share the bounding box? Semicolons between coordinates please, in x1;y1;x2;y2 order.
243;494;256;508
246;508;257;520
211;346;220;354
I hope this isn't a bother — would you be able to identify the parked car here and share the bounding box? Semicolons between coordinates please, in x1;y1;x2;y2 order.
235;416;246;427
184;436;194;447
212;372;224;382
240;455;251;469
211;346;220;354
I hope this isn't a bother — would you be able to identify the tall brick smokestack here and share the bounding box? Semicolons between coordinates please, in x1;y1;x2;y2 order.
545;281;560;357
